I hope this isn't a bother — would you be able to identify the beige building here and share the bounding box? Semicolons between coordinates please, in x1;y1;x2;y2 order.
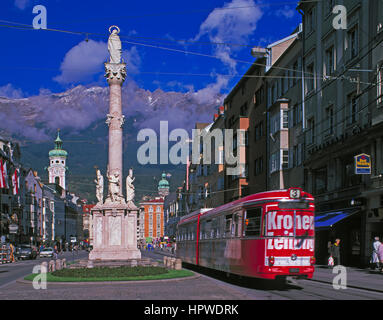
187;117;225;212
265;28;304;190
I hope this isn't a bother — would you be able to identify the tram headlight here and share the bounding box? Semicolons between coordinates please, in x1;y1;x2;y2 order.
268;256;275;266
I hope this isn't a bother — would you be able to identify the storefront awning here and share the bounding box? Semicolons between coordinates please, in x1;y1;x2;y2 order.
315;208;360;231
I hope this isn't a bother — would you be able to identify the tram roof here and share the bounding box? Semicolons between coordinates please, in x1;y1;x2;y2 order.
178;189;314;225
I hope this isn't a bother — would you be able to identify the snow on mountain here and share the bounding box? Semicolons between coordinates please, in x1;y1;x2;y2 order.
0;84;223;144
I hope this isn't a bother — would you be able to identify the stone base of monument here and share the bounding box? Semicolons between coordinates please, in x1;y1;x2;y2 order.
68;258;156;269
89;202;141;261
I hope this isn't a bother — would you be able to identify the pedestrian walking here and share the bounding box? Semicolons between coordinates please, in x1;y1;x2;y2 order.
9;243;15;263
330;238;341;266
53;245;58;259
371;237;381;269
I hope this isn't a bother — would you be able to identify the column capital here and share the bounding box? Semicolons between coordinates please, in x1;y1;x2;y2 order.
105;113;125;128
104;62;127;83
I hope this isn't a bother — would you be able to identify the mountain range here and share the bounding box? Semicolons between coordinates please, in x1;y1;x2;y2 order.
0;82;223;203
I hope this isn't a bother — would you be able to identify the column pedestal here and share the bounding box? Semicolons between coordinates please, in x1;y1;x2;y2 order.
89;202;141;261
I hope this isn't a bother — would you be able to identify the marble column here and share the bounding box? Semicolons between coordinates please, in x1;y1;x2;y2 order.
89;26;141;261
105;63;126;196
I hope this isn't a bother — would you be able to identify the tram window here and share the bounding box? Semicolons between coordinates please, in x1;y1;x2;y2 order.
192;224;196;240
206;220;212;239
233;212;243;237
245;208;262;236
225;215;232;237
211;218;218;238
200;220;206;239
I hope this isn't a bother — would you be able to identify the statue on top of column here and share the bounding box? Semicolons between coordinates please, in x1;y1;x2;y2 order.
108;25;122;64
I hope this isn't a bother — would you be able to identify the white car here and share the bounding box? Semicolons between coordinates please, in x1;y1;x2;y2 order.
39;247;54;258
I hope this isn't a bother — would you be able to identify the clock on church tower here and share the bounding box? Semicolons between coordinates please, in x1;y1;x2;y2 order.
48;130;68;190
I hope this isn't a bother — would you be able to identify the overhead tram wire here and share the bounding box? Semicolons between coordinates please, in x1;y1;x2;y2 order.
290;32;383;135
0;18;356;83
0;9;380;119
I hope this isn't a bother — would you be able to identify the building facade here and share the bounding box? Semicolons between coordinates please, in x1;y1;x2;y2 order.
297;0;383;266
139;197;164;241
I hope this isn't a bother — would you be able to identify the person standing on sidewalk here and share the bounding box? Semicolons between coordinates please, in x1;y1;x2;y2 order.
377;241;383;272
9;243;15;263
331;238;341;266
371;237;381;270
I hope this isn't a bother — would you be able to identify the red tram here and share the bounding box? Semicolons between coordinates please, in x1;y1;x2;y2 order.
176;188;315;280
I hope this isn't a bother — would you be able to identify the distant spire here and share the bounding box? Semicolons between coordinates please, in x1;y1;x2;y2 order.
49;129;67;158
54;129;63;149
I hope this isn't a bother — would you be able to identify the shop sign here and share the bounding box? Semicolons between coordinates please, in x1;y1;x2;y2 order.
355;153;371;174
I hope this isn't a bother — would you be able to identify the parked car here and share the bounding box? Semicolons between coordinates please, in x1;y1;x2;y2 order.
39;247;54;258
16;244;38;260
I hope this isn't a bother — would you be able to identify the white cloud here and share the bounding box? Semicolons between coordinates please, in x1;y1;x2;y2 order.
193;0;263;72
54;40;141;85
275;6;296;19
192;75;228;105
122;46;141;74
0;84;24;99
14;0;30;10
54;40;108;85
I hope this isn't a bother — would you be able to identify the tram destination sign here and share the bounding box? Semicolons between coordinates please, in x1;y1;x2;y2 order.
354;153;371;174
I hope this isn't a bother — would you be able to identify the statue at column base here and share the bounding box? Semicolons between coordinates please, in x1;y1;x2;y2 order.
106;172;125;204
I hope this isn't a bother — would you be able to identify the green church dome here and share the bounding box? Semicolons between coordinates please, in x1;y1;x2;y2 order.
158;173;169;189
49;130;68;158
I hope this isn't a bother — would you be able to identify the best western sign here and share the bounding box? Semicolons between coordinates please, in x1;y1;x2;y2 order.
354;153;371;174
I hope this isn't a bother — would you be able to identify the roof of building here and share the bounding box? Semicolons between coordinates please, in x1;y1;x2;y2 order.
140;197;164;205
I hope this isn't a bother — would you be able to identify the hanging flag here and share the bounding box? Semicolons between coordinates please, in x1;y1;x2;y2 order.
12;168;19;195
0;159;5;188
3;161;9;189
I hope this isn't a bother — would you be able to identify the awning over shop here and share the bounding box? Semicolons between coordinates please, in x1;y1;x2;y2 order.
315;208;360;230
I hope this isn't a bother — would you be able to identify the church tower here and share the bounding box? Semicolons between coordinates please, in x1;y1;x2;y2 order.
158;172;170;198
48;130;68;190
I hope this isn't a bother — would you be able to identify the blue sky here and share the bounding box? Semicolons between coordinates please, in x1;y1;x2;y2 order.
0;0;301;98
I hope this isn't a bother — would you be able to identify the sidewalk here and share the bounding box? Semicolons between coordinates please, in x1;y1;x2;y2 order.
146;249;383;292
311;265;383;292
146;248;175;257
